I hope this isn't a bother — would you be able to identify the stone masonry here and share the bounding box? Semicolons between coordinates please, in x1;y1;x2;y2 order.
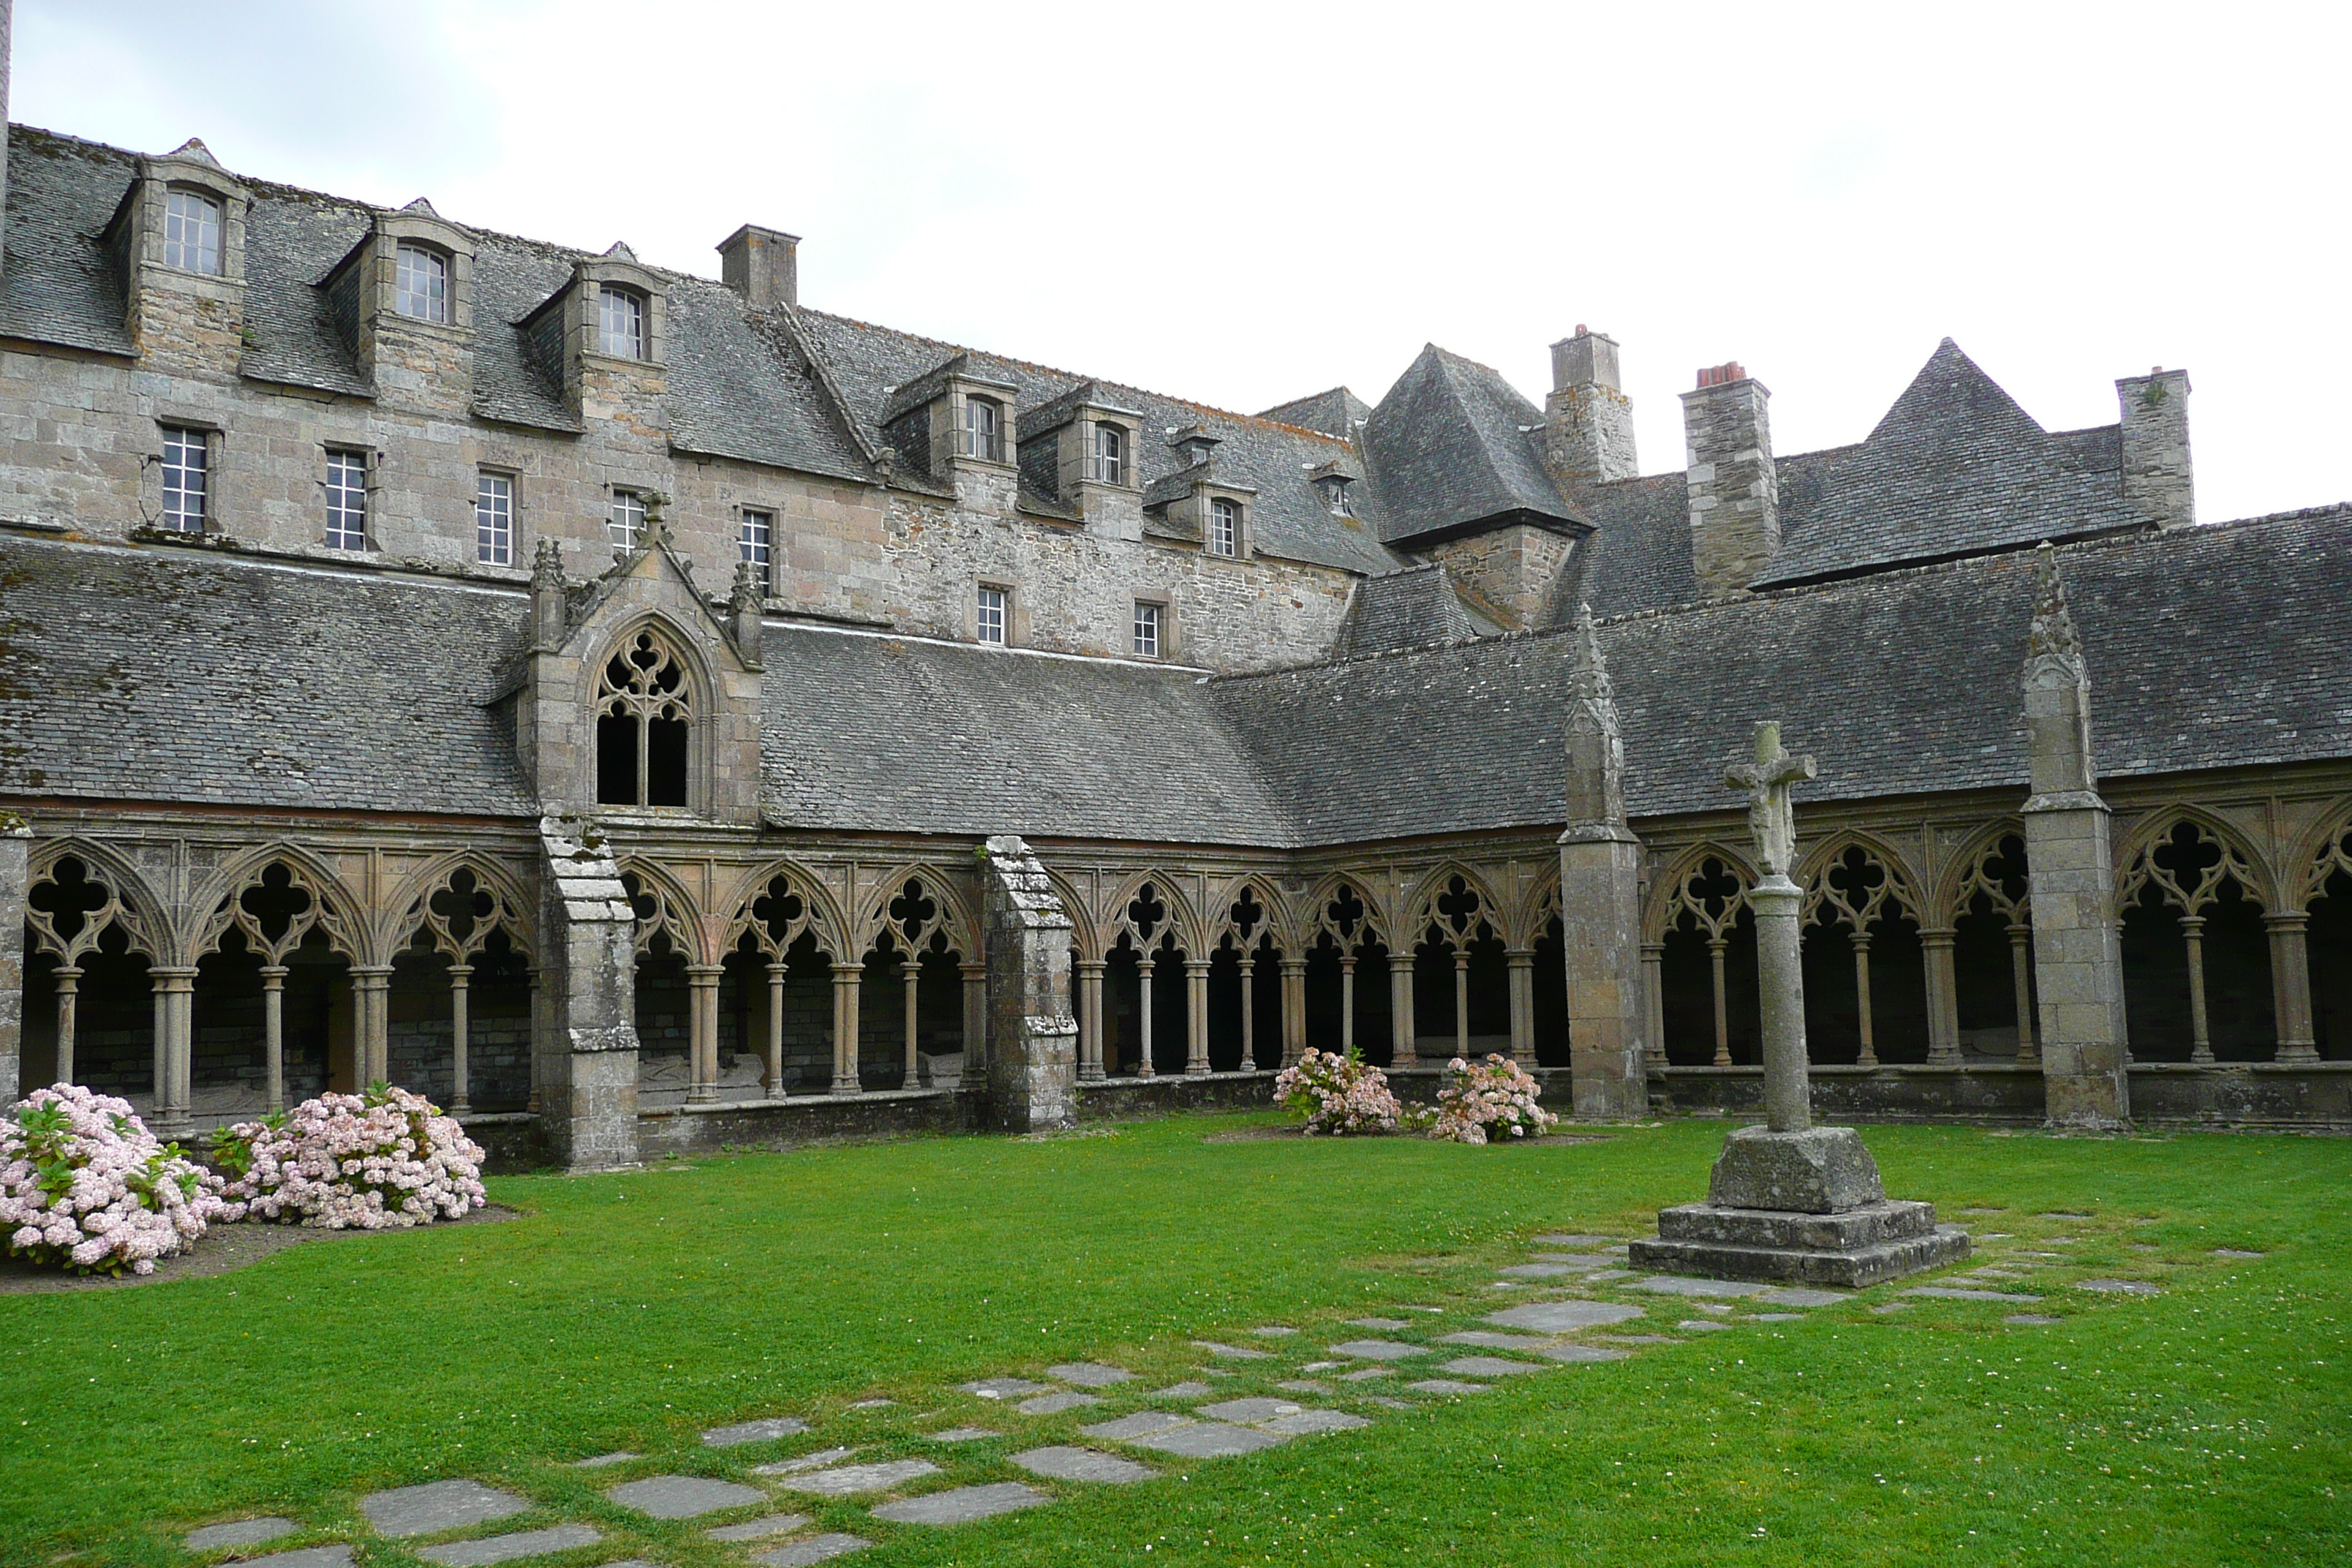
535;816;641;1170
1681;365;1779;598
981;836;1078;1134
1556;608;1646;1118
0;815;26;1104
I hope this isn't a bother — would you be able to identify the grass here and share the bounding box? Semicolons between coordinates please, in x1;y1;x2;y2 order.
1;1114;2345;1567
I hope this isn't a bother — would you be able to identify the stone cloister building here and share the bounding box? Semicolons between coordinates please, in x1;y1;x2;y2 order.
2;78;2349;1168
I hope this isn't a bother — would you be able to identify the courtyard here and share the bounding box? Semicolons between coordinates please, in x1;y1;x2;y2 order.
1;1113;2341;1567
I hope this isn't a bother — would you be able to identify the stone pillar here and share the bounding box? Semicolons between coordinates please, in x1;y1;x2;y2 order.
1681;364;1779;596
1237;956;1256;1070
960;960;987;1072
1186;958;1210;1075
1137;954;1157;1077
1556;608;1648;1117
445;964;472;1115
1452;949;1471;1059
686;963;722;1102
351;965;393;1087
1708;938;1732;1066
980;835;1078;1133
1851;933;1878;1068
1641;943;1667;1073
1505;949;1534;1066
830;962;862;1095
1280;957;1306;1066
1542;328;1638;485
2117;368;2193;530
765;960;787;1096
1339;954;1356;1055
2008;925;2038;1065
2019;547;2131;1128
0;821;24;1105
534;816;642;1172
255;963;283;1112
1921;928;1961;1065
2182;916;2215;1064
1748;878;1810;1131
2265;913;2319;1063
1388;956;1417;1069
1076;959;1107;1081
150;974;170;1118
51;966;79;1088
902;957;921;1085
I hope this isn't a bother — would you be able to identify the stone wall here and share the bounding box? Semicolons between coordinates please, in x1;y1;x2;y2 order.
1420;524;1576;630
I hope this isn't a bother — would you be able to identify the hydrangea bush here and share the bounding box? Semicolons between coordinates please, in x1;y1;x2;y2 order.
1271;1046;1405;1135
1;1084;226;1274
1429;1053;1560;1145
213;1084;486;1229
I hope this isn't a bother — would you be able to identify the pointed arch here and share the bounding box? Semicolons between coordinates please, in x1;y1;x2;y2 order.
1103;870;1202;956
2289;799;2352;911
1797;830;1924;931
1039;864;1098;961
1298;870;1390;954
195;843;368;965
25;838;161;964
1402;861;1506;951
387;851;537;962
854;863;981;961
1207;872;1294;954
592;616;712;811
717;856;849;961
2116;807;2277;916
1509;863;1563;952
1935;818;2032;927
615;855;712;963
1643;842;1758;943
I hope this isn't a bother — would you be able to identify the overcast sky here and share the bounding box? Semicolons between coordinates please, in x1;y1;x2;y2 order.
17;2;2347;523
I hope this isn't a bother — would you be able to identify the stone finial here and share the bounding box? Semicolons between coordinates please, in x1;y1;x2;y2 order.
168;137;221;166
729;556;763;613
530;538;568;648
1724;720;1817;880
401;196;440;216
639;491;669;546
531;537;565;589
2023;543;2099;800
2025;542;2086;677
603;240;638;262
1562;603;1627;829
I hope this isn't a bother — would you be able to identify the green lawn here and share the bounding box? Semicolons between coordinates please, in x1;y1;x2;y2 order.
2;1114;2344;1567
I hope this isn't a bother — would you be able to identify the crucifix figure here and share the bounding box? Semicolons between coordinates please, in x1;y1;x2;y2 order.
1724;720;1817;1131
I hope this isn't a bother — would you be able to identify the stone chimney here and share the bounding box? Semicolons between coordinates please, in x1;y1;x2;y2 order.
1;0;14;279
2116;366;2193;530
717;224;799;311
1681;362;1778;596
1544;326;1637;484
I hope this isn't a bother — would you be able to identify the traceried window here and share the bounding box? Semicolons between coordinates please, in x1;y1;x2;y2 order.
608;488;645;549
962;396;1003;462
164;189;222;274
476;472;513;565
1208;497;1239;557
595;627;693;807
1133;600;1161;658
395;244;448;323
160;425;208;531
739;508;772;568
1094;422;1125;486
598;284;645;358
976;584;1007;646
323;449;368;549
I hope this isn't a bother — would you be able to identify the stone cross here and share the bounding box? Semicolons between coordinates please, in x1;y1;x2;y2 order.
1724;720;1818;1132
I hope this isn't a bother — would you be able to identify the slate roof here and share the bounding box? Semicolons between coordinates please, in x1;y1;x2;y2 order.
1257;386;1370;440
1331;565;1484;659
0;129;136;356
1357;344;1584;545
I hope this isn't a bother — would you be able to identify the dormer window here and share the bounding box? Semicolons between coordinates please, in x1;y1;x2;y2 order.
598;284;646;359
609;488;646;549
963;396;1005;462
1313;472;1355;516
395;244;448;322
1208;497;1240;557
1094;423;1125;486
163;189;222;274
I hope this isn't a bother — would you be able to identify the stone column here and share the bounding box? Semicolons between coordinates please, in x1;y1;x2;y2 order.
51;965;79;1088
446;963;472;1115
1237;956;1256;1071
1186;958;1210;1075
0;821;24;1105
1452;949;1471;1060
1921;927;1961;1065
2265;913;2319;1063
2008;925;2038;1064
1641;942;1667;1073
1851;932;1878;1068
1339;954;1356;1055
830;962;862;1095
1389;954;1417;1069
2019;547;2130;1127
1137;954;1157;1077
902;956;921;1085
2180;916;2215;1064
1076;959;1107;1081
257;964;284;1112
1280;957;1306;1066
151;967;197;1134
961;960;987;1072
1504;949;1533;1065
350;965;393;1087
980;834;1078;1132
149;972;170;1117
765;959;787;1096
1725;722;1819;1134
685;962;722;1102
534;816;642;1172
1707;938;1732;1066
1558;607;1648;1118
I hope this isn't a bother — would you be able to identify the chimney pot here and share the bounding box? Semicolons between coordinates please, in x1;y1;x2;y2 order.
717;223;801;310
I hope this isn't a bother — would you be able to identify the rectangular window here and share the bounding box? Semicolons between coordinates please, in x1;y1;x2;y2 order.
323;449;368;550
163;189;222;274
396;244;448;323
476;472;514;565
159;425;208;531
1095;422;1124;486
1132;600;1161;658
976;585;1007;646
598;284;644;359
739;508;772;568
609;488;645;549
962;397;1002;462
1208;497;1239;557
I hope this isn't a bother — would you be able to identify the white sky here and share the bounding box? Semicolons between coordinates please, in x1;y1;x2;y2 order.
17;1;2348;523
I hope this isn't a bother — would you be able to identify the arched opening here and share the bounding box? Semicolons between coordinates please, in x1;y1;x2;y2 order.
2310;855;2352;1060
1801;845;1929;1065
1657;856;1758;1066
23;855;154;1096
1953;834;2036;1062
1409;875;1509;1061
2120;821;2276;1062
1531;911;1569;1068
596;627;693;809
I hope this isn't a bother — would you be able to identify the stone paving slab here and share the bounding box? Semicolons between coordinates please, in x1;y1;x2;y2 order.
1404;1379;1492;1395
753;1534;872;1567
2038;1211;2095;1220
240;1549;353;1568
1439;1355;1548;1376
1011;1445;1158;1482
1297;1362;1343;1373
1439;1330;1554;1349
1496;1262;1580;1278
571;1452;638;1469
415;1524;602;1566
1756;1287;1849;1307
751;1447;862;1477
1531;1234;1618;1245
774;1458;943;1496
1082;1411;1196;1441
1595;1334;1677;1344
1365;1396;1416;1411
2214;1248;2265;1259
1345;1316;1413;1330
924;1427;997;1443
1677;1320;1734;1332
1016;1390;1103;1415
1200;1398;1302;1422
1528;1254;1618;1266
960;1377;1052;1400
1583;1270;1635;1283
1123;1421;1289;1459
847;1398;894;1410
1904;1286;2042;1303
870;1482;1050;1526
1537;1343;1632;1363
360;1480;530;1538
1193;1340;1273;1359
1248;1325;1298;1337
1329;1338;1430;1361
704;1416;811;1447
1153;1381;1215;1398
1338;1368;1394;1382
1260;1409;1373;1435
186;1518;299;1551
706;1512;814;1542
1751;1313;1806;1322
2075;1279;2161;1294
1047;1361;1136;1387
1632;1275;1769;1298
1486;1300;1646;1333
2005;1314;2062;1325
1869;1303;1911;1313
1275;1379;1332;1394
605;1474;767;1519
